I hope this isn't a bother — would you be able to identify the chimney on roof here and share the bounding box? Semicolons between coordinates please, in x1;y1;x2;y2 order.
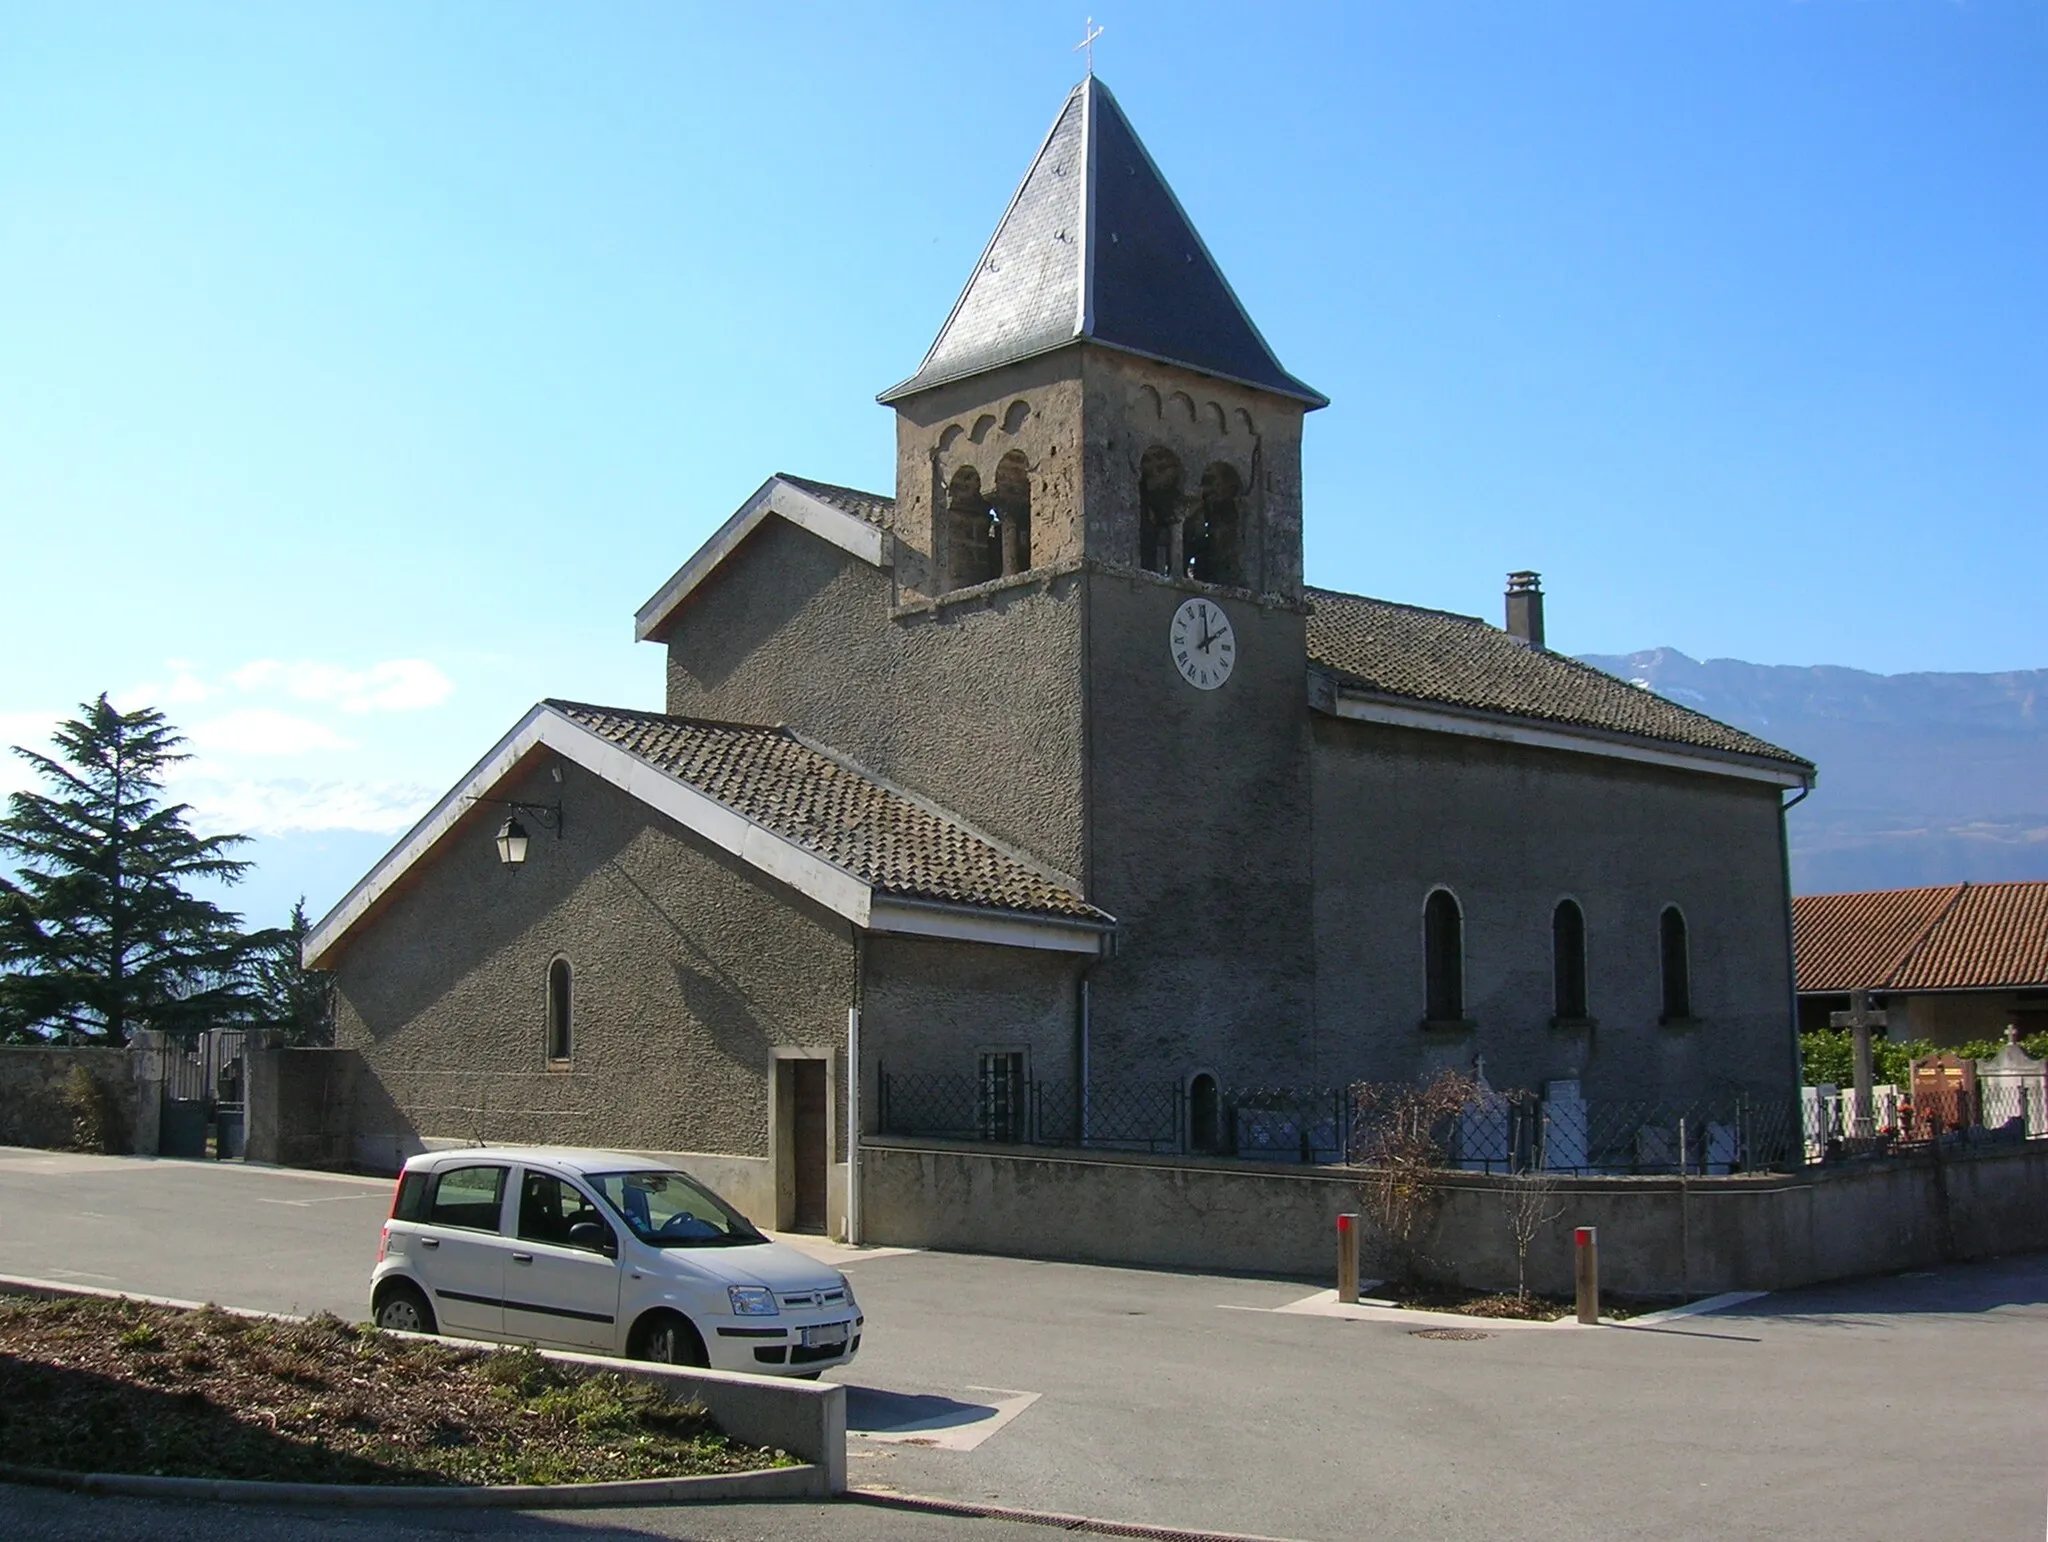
1505;571;1545;649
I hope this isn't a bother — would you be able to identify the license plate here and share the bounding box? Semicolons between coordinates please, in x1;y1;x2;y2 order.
800;1322;849;1349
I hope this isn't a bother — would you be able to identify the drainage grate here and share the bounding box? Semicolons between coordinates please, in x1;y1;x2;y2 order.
1410;1327;1492;1341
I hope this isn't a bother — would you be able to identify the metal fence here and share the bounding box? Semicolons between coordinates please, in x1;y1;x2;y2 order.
876;1067;1812;1173
1448;1090;1800;1175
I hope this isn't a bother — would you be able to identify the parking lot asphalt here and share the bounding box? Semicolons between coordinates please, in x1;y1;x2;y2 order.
2;1147;2045;1542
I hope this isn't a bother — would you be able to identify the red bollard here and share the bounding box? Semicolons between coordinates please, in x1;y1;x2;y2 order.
1337;1213;1360;1304
1574;1225;1601;1325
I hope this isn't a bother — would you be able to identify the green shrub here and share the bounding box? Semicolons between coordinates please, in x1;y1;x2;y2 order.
1800;1027;2048;1087
63;1063;123;1153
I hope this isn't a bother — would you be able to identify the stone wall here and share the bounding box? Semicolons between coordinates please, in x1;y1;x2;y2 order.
1082;573;1318;1087
327;757;857;1173
661;511;1090;885
0;1046;156;1154
858;1136;2048;1296
1311;716;1800;1105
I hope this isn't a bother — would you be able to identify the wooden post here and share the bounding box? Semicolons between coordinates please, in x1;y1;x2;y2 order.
1574;1225;1600;1325
1336;1213;1360;1304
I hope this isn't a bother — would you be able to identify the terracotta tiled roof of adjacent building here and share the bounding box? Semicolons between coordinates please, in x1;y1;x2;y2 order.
1305;588;1811;769
1793;881;2048;993
549;701;1105;923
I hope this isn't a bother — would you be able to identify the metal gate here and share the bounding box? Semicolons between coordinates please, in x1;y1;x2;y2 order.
158;1030;248;1160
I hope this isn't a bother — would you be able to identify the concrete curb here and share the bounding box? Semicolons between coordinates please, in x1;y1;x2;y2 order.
850;1488;1312;1542
0;1461;822;1509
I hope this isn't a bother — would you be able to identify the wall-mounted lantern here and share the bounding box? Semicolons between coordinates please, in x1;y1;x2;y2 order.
495;815;531;867
467;769;564;869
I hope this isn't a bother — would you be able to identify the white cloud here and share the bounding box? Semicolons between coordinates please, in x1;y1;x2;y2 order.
186;709;357;757
228;658;453;714
181;777;437;837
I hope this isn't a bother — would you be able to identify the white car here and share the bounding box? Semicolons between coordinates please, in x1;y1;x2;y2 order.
368;1146;861;1377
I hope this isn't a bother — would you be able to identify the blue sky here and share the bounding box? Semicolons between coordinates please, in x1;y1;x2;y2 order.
3;1;2043;927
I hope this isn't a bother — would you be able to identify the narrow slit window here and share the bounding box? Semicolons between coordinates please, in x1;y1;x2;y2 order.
1424;889;1464;1024
1659;907;1692;1022
547;957;573;1061
1552;900;1588;1021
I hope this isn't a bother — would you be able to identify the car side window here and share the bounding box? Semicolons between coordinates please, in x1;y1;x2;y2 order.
426;1164;508;1232
518;1171;612;1251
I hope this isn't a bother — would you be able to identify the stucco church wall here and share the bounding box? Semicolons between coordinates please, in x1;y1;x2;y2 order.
662;515;1088;883
1082;575;1319;1087
1310;717;1799;1106
859;936;1084;1128
329;758;855;1175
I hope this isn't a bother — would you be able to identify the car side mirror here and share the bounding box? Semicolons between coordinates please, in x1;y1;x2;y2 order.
568;1221;614;1256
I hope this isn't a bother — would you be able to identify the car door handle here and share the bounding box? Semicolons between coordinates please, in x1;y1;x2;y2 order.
418;1237;439;1249
511;1253;533;1264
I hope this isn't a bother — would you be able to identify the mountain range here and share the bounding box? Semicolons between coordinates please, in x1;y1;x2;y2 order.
1577;651;2048;897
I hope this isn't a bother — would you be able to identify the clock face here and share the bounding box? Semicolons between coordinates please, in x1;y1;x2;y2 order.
1169;597;1236;691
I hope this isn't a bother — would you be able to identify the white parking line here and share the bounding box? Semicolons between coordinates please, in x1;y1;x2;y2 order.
845;1384;1041;1452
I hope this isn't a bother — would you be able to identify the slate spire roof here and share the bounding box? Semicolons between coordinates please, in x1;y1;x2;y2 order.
880;77;1325;408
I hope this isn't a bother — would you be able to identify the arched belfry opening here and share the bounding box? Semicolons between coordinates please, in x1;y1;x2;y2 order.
1138;446;1182;576
991;450;1032;576
1190;462;1245;587
945;465;1000;590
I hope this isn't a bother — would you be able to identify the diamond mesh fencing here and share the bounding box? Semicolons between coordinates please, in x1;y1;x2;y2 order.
875;1064;2041;1171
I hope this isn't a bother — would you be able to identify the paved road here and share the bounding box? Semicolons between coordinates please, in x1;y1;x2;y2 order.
2;1148;2045;1541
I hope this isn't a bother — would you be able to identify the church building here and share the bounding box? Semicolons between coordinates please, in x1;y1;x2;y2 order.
306;79;1815;1232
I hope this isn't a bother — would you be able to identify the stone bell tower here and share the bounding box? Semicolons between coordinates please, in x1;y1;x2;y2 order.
877;77;1327;1087
877;75;1325;608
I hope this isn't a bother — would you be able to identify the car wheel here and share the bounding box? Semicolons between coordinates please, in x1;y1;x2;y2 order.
629;1310;706;1367
373;1280;437;1335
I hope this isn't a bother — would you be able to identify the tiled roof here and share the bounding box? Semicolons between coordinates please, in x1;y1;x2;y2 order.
1305;588;1810;769
1796;881;2048;994
779;474;894;528
880;78;1324;407
548;702;1104;923
1793;886;1966;993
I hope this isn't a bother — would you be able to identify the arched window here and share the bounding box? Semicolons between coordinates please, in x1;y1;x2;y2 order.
945;465;999;590
1190;462;1245;586
1552;900;1588;1022
546;957;573;1062
991;450;1032;576
1188;1073;1221;1153
1138;446;1182;576
1423;889;1465;1024
1660;906;1692;1022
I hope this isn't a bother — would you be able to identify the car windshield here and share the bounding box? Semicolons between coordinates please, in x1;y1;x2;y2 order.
586;1170;767;1248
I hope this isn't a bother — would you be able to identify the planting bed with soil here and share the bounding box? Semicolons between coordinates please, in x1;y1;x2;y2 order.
0;1296;794;1486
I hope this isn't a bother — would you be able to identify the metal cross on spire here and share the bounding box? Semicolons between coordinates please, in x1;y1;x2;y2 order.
1073;16;1104;77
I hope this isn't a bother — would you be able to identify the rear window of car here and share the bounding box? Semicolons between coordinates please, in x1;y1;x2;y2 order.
391;1170;429;1222
425;1164;507;1232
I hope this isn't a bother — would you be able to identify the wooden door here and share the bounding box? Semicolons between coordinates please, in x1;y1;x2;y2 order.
792;1059;829;1233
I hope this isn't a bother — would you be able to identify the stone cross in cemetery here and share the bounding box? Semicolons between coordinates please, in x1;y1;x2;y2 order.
1830;988;1888;1139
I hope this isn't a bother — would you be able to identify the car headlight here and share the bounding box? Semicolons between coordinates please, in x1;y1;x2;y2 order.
837;1271;857;1304
727;1285;778;1316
